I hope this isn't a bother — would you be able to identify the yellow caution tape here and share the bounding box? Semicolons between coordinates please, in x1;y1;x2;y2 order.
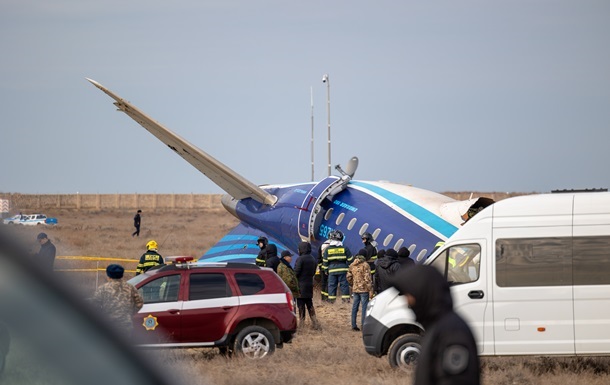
57;256;138;263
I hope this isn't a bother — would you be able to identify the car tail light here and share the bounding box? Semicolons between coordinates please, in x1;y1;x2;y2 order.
285;291;295;313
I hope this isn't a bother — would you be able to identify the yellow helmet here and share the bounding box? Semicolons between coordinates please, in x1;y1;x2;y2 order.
146;240;158;250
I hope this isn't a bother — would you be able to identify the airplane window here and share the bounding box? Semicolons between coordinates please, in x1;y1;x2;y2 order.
347;218;357;231
383;234;394;247
359;223;369;235
324;208;334;221
416;249;428;262
335;213;345;226
372;228;381;240
408;244;416;254
394;239;404;249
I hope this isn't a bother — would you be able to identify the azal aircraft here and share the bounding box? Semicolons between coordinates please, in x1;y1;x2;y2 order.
87;79;493;263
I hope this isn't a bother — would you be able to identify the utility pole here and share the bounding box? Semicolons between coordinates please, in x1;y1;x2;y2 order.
310;87;314;182
322;74;331;176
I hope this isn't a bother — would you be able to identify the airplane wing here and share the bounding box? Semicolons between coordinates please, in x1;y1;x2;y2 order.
86;78;277;206
201;222;292;263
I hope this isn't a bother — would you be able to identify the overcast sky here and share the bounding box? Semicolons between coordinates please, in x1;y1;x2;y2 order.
1;0;609;195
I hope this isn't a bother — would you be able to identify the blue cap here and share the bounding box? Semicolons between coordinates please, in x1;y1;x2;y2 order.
106;264;125;279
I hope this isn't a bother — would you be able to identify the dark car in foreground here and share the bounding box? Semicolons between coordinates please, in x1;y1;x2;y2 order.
128;258;297;358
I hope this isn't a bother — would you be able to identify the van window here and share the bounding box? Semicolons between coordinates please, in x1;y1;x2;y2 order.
573;236;610;285
430;243;481;285
496;237;571;287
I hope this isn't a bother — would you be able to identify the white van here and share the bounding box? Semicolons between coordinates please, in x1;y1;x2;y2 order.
362;191;610;370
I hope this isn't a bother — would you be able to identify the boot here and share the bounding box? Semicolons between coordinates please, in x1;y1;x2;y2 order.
309;307;322;330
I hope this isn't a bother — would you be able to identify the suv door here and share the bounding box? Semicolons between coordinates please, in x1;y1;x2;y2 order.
180;272;239;344
133;274;182;344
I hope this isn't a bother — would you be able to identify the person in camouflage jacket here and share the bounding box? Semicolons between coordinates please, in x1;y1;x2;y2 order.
347;250;373;331
277;250;300;298
92;264;144;336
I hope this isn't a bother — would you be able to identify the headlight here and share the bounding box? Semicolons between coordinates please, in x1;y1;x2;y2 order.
365;296;376;317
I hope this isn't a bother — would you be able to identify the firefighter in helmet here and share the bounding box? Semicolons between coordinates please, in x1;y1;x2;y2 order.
322;230;353;303
136;240;164;275
255;236;268;267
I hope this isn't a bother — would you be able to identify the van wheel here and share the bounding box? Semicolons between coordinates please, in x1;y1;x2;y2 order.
388;334;421;371
234;326;275;359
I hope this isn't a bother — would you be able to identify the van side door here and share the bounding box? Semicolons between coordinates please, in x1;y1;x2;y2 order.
572;194;610;354
429;240;492;355
492;235;574;355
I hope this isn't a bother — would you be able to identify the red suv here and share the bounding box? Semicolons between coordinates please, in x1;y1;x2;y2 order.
127;260;297;358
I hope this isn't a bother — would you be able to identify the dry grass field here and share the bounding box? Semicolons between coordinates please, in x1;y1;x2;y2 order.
3;208;610;385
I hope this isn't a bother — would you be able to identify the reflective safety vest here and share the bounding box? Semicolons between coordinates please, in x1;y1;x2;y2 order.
255;248;266;267
136;250;164;275
323;245;353;275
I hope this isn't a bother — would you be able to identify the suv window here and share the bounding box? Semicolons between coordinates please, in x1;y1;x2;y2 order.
235;273;265;295
139;274;181;303
189;273;231;300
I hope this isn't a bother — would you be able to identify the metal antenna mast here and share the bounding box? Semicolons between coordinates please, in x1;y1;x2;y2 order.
322;74;331;176
310;87;315;181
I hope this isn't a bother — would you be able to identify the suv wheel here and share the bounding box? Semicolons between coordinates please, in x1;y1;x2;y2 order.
388;333;421;371
234;326;275;359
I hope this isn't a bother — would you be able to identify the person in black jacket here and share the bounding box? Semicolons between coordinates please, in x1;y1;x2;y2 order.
255;236;268;266
361;232;378;275
294;241;321;330
265;244;280;272
398;246;415;267
36;232;56;271
135;240;164;275
317;239;331;302
389;265;480;385
132;209;141;237
374;248;400;294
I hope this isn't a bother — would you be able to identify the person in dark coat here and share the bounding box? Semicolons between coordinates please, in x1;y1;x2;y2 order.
389;265;480;385
132;209;141;237
255;236;268;266
265;244;280;272
398;246;415;267
374;248;400;294
317;239;331;302
36;232;56;271
294;241;321;330
360;232;378;274
372;249;385;294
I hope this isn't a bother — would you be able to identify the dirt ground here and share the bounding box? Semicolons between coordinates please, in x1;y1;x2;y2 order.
3;208;610;385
